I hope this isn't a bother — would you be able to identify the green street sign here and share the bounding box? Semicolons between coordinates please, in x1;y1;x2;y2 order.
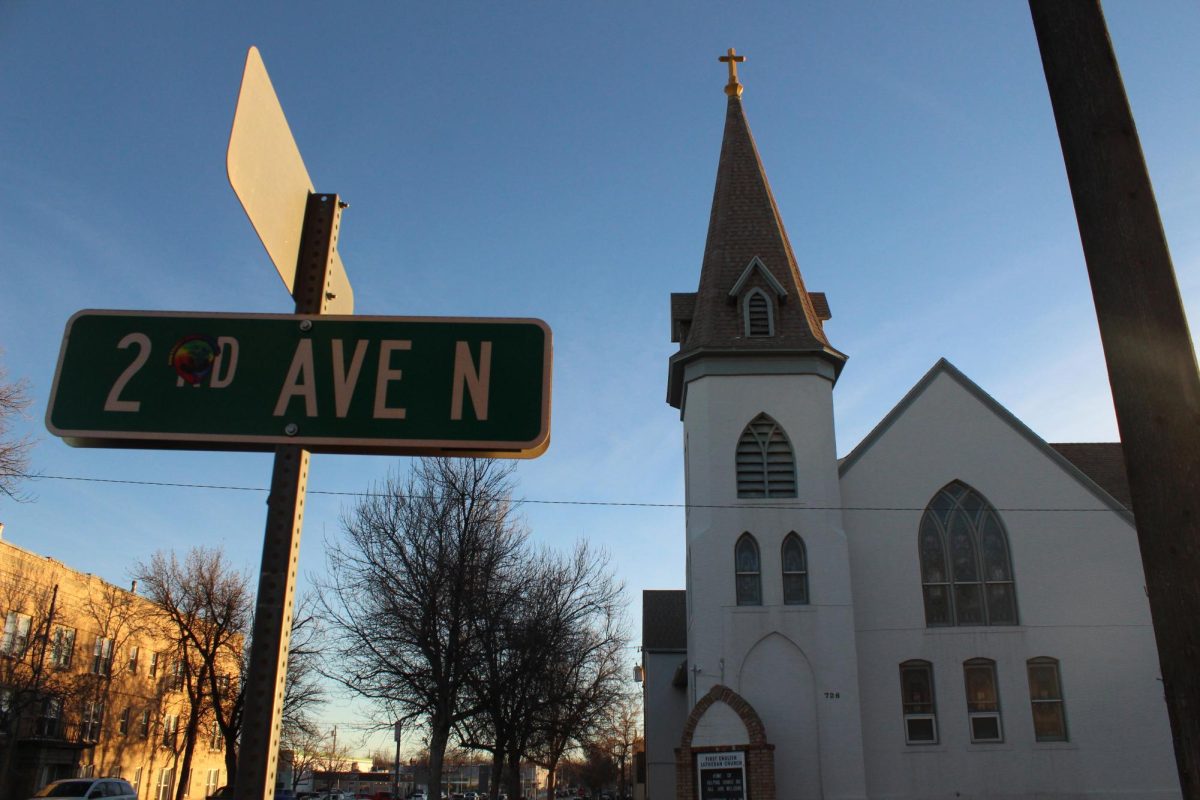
47;310;551;457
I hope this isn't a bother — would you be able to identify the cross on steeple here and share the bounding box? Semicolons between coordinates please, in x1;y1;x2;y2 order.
719;48;746;97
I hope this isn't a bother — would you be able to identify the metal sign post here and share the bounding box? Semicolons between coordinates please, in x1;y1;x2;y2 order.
235;192;342;800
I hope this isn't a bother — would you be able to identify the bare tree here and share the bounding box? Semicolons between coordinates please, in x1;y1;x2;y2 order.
134;547;252;798
318;458;527;800
0;560;75;798
0;355;34;501
526;544;629;800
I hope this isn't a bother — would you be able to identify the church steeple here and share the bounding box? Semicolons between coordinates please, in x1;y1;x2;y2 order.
668;52;845;409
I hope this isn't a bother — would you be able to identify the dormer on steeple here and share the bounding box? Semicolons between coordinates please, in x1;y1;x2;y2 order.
667;51;846;409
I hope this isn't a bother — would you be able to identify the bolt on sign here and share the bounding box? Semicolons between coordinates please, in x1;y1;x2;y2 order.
46;310;551;457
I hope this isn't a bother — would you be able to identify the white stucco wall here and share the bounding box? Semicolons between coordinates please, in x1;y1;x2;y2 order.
840;366;1179;800
683;367;868;800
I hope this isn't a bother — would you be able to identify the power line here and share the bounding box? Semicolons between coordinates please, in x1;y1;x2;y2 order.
18;472;1124;513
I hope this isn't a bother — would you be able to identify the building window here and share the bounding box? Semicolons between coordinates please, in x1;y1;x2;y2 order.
964;658;1003;742
149;651;159;678
81;700;104;741
735;534;762;606
36;696;62;737
735;414;797;498
743;289;773;337
170;658;186;691
900;660;937;744
139;709;151;738
156;768;174;800
1027;657;1068;742
79;764;95;779
162;713;179;749
1;611;32;657
50;626;76;669
205;768;221;797
918;481;1017;627
92;637;114;676
118;707;131;736
128;645;139;674
781;533;809;605
132;768;142;796
209;723;224;751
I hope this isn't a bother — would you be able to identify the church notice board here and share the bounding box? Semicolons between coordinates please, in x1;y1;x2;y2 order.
697;751;747;800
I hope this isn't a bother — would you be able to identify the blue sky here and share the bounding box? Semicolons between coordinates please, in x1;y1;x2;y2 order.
2;1;1198;750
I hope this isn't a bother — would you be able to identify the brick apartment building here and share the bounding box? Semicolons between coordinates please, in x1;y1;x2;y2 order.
0;523;231;799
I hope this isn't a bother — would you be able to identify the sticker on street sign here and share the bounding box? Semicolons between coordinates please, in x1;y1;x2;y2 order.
46;310;551;457
227;46;353;314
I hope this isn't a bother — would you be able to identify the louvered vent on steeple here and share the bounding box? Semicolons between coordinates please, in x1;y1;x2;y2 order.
746;291;771;336
736;414;797;498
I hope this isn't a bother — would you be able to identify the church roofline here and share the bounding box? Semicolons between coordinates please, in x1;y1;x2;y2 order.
837;358;1133;523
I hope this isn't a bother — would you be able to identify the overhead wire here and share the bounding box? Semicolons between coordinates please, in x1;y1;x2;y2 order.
16;472;1124;513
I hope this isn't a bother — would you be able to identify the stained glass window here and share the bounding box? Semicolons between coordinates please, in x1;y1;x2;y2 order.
735;534;762;606
918;482;1018;627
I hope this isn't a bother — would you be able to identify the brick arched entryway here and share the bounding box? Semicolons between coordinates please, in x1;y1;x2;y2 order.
675;684;775;800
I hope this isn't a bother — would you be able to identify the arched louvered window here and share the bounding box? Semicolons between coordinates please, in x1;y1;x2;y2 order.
918;481;1017;627
736;414;797;498
735;534;762;606
782;533;808;605
744;289;773;337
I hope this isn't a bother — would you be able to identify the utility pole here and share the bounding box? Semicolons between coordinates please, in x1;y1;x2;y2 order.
393;721;403;800
1029;2;1200;797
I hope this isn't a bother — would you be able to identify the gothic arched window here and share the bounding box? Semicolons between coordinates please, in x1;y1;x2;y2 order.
735;534;762;606
918;481;1017;627
744;289;773;337
736;414;797;498
781;533;808;605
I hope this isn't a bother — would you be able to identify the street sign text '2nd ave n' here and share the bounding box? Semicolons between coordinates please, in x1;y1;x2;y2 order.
47;310;551;457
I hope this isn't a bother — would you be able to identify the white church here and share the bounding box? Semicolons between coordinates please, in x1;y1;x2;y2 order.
639;56;1180;800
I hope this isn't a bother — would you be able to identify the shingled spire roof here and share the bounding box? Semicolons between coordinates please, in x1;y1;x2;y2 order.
668;64;846;408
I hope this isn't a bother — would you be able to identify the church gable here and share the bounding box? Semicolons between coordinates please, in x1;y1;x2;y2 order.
839;358;1130;520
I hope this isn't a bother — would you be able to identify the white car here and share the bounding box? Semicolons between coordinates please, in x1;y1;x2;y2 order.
31;778;138;799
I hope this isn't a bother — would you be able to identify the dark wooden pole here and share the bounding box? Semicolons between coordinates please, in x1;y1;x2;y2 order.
235;193;344;800
1029;2;1200;796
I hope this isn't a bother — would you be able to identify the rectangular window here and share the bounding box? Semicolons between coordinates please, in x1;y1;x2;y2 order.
149;650;160;678
209;723;223;751
81;700;104;741
139;708;151;738
1027;658;1068;742
92;636;114;676
156;767;174;800
79;764;95;778
162;713;179;749
1;611;32;657
964;659;1003;742
36;696;62;737
128;645;140;674
132;767;142;795
118;707;131;736
205;768;221;797
170;659;184;691
50;626;76;669
900;660;938;744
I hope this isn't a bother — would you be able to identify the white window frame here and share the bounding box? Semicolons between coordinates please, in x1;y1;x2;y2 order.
964;658;1003;743
1027;657;1069;742
900;660;938;745
156;767;174;800
51;626;76;669
1;610;32;657
92;636;114;676
81;699;104;741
